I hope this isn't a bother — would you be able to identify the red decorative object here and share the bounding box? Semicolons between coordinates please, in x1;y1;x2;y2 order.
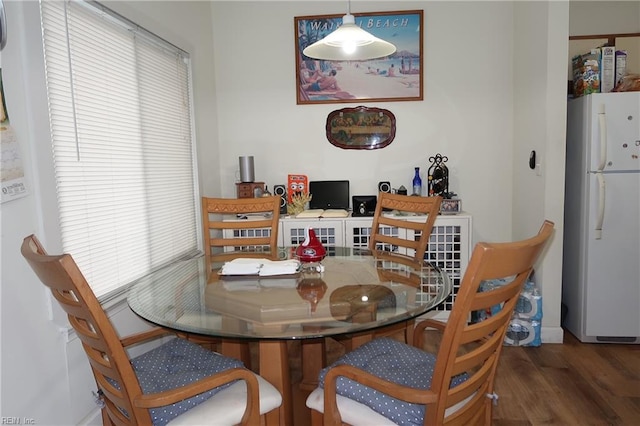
295;227;326;262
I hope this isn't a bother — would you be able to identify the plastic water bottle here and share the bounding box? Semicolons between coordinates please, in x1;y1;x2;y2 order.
412;167;422;195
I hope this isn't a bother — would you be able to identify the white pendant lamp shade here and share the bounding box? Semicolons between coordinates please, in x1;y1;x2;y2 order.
303;13;396;61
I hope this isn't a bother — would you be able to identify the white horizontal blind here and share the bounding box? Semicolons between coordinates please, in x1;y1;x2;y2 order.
40;0;199;299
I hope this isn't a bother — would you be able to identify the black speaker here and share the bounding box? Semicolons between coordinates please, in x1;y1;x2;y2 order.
352;195;377;217
273;184;287;214
378;181;391;193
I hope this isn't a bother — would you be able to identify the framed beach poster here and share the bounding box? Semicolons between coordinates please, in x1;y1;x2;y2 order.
295;10;423;105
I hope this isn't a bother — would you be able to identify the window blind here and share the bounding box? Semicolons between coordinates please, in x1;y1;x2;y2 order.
40;0;200;299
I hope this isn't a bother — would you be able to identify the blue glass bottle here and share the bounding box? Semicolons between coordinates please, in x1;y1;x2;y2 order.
412;167;422;195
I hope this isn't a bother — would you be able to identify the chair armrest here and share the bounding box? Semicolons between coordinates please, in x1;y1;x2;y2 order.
119;327;173;348
323;364;438;424
413;319;446;348
133;367;260;425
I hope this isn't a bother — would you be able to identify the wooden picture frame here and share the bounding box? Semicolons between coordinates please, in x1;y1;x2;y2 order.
326;106;396;150
295;10;424;105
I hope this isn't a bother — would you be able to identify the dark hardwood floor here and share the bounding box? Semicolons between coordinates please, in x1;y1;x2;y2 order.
286;330;640;426
491;332;640;426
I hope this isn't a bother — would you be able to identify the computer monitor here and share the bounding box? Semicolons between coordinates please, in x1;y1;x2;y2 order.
309;180;350;210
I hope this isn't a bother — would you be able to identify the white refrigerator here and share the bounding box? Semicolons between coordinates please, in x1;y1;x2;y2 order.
563;92;640;343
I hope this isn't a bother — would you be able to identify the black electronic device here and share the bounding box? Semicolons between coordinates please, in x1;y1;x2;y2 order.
273;184;287;214
352;195;377;217
379;181;393;211
378;181;391;193
309;180;350;210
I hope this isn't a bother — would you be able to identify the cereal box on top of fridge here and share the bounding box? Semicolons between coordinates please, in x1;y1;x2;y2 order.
615;50;627;89
572;49;600;97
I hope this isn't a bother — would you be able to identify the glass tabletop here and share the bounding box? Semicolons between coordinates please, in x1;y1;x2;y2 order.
127;247;451;340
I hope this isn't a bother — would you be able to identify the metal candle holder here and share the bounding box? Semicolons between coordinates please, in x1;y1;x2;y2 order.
427;154;449;196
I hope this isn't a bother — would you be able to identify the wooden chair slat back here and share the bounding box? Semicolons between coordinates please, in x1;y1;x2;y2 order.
202;196;281;263
21;235;150;425
369;193;442;268
426;220;554;426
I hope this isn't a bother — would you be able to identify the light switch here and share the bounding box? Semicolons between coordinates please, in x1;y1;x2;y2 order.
535;163;542;176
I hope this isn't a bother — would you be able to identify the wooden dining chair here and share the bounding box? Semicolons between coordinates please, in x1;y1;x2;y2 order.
200;196;282;369
369;192;443;269
306;220;554;426
336;193;443;347
21;234;282;426
202;196;281;264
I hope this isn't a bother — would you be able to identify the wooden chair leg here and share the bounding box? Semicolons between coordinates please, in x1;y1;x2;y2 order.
101;407;113;426
310;407;324;426
405;318;415;344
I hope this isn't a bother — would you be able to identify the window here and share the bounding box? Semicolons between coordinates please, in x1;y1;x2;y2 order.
40;0;200;299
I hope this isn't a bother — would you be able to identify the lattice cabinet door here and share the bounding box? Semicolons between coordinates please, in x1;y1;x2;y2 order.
281;218;344;255
344;217;403;253
221;219;284;253
348;214;472;317
345;217;407;254
344;217;373;249
407;215;472;316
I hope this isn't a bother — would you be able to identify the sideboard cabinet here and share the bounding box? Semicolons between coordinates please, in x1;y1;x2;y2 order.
280;214;472;315
221;213;472;316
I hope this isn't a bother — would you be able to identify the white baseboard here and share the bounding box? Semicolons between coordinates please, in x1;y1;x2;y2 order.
77;407;102;426
541;326;564;343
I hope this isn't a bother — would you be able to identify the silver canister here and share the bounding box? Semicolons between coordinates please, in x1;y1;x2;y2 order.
239;156;255;183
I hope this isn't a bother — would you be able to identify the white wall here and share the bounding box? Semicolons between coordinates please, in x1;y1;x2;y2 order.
2;0;637;424
569;0;640;35
512;1;571;343
1;2;75;422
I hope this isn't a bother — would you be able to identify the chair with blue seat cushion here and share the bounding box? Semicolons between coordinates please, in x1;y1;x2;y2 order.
306;221;554;426
21;234;282;426
200;195;283;366
315;337;469;425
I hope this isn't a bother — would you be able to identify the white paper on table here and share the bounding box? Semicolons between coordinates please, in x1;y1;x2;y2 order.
219;258;265;275
258;259;301;276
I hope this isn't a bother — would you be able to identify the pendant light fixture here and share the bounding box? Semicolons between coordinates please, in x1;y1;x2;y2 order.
302;0;396;61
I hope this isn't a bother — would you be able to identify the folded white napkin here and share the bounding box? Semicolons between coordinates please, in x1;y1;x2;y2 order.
259;259;301;276
220;258;264;275
220;258;301;276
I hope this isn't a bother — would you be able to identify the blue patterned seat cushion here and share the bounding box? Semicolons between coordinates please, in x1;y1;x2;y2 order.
318;337;468;426
121;338;244;425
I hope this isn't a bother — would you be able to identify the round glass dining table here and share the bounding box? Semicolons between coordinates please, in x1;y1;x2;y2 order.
127;247;451;426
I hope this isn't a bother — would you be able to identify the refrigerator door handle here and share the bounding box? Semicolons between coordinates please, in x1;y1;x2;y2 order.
595;172;605;239
597;105;607;171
